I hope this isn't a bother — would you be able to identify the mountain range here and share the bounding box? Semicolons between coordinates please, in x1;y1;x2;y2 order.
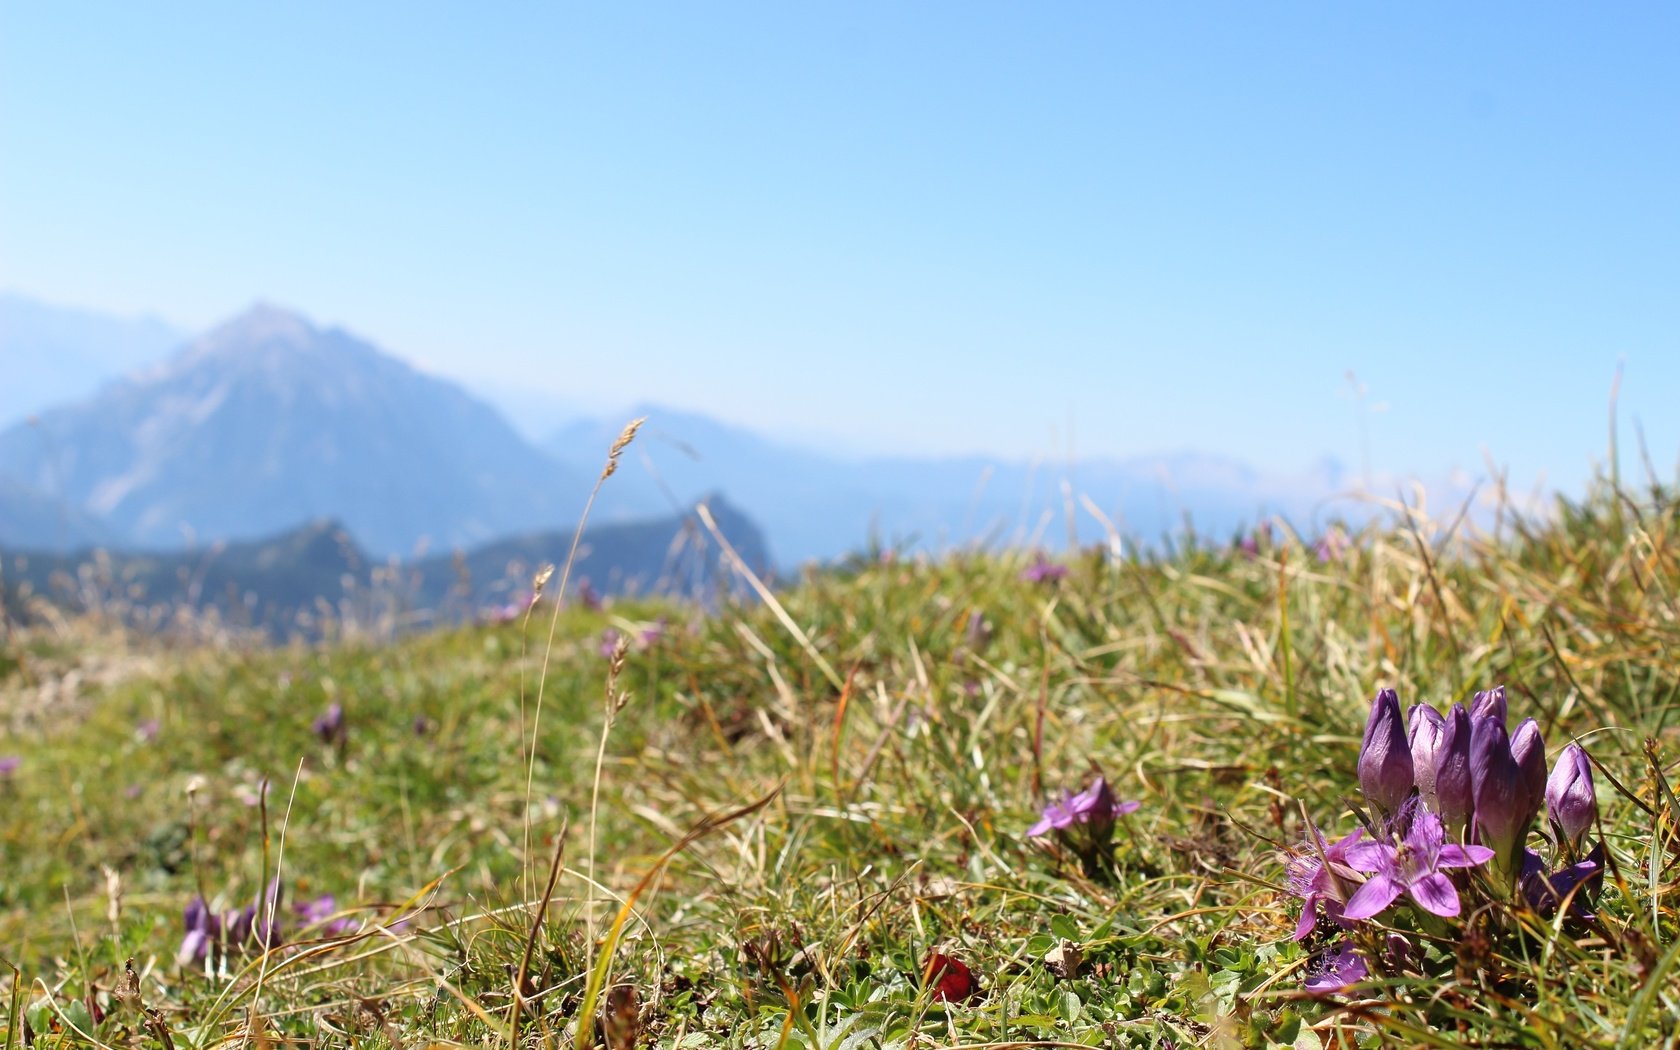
0;295;1393;574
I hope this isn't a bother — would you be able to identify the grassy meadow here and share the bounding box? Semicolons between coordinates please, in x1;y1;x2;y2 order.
2;471;1679;1048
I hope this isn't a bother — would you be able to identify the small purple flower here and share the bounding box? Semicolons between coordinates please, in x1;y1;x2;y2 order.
1510;717;1548;817
1470;686;1508;728
312;702;345;745
136;719;161;743
1470;715;1538;880
1546;743;1597;853
638;616;668;648
177;896;221;967
1342;808;1494;919
577;579;602;611
1027;777;1139;837
1521;842;1604;919
1237;521;1273;559
246;878;284;950
295;893;359;936
1020;553;1068;584
0;755;19;778
1432;704;1475;834
412;715;433;737
1304;941;1368;996
1358;689;1413;816
1287;826;1365;940
599;627;623;659
1407;703;1446;809
1314;528;1350;563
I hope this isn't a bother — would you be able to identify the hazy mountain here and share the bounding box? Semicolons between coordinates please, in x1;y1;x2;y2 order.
0;496;769;637
0;304;589;556
547;404;1358;564
0;476;119;550
0;292;187;428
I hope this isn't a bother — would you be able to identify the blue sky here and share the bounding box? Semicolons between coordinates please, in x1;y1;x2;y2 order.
2;4;1676;494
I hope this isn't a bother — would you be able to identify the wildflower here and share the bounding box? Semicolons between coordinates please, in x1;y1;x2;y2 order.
1546;744;1596;853
1314;528;1350;563
1407;704;1446;809
312;702;345;745
177;896;220;967
1358;689;1413;817
0;755;19;777
1287;826;1365;940
1020;553;1067;584
1469;716;1538;882
136;719;161;743
1237;521;1273;559
1027;776;1140;882
1303;941;1368;996
1027;777;1140;837
577;579;602;611
1509;718;1548;816
1469;686;1508;728
599;627;623;659
295;893;358;936
638;616;668;648
1432;704;1475;834
1521;843;1604;919
1342;808;1494;919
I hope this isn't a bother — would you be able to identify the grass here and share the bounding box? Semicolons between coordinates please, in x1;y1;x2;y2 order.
2;470;1679;1048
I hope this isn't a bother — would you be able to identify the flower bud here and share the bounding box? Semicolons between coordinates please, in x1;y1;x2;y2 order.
1470;715;1534;883
1359;689;1414;816
1432;704;1474;833
1408;704;1446;807
1470;686;1508;728
1510;717;1548;816
1546;743;1596;852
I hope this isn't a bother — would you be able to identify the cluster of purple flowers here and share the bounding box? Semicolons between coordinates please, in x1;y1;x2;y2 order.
1019;553;1068;585
178;881;355;969
1290;687;1603;994
1026;775;1141;880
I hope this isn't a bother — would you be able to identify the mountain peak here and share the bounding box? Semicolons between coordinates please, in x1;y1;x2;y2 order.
204;301;317;348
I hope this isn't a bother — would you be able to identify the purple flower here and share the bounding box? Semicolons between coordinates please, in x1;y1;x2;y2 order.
1027;777;1139;837
1342;808;1494;919
1237;522;1273;559
1407;704;1446;809
0;755;19;778
1510;717;1548;817
1521;842;1604;919
1287;826;1365;940
1470;715;1539;880
599;627;623;659
1358;689;1413;816
295;893;359;936
577;579;602;611
1020;553;1068;584
1304;941;1367;996
312;702;345;745
1314;528;1350;563
1546;744;1597;853
247;878;284;950
638;616;668;648
1432;704;1475;834
136;719;161;743
1470;686;1508;728
177;896;221;967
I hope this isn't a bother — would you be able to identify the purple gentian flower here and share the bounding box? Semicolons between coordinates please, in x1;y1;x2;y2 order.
136;719;161;743
295;893;359;936
312;702;345;745
1546;744;1597;853
0;755;19;778
1358;689;1413;817
1304;941;1367;996
599;628;623;659
1020;553;1068;584
1470;715;1538;880
1287;826;1365;940
1521;842;1604;919
1407;704;1446;809
177;896;221;967
1470;686;1508;728
1342;808;1494;919
1314;528;1350;563
1432;704;1475;834
577;579;602;611
249;878;284;950
1510;717;1548;817
1027;777;1139;837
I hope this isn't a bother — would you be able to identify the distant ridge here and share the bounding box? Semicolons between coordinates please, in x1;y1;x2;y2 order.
0;496;771;637
0;304;589;556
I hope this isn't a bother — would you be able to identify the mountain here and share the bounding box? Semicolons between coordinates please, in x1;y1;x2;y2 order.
0;292;187;429
0;304;589;556
0;496;769;637
547;404;1358;564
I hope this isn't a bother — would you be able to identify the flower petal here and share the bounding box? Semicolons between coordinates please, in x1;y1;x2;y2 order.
1436;843;1495;868
1341;873;1403;920
1342;842;1397;874
1294;902;1319;941
1408;872;1461;917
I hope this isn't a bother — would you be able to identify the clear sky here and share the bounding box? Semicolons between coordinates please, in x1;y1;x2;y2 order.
2;4;1677;494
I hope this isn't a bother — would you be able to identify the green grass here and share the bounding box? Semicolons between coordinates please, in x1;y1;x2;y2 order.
3;474;1679;1048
